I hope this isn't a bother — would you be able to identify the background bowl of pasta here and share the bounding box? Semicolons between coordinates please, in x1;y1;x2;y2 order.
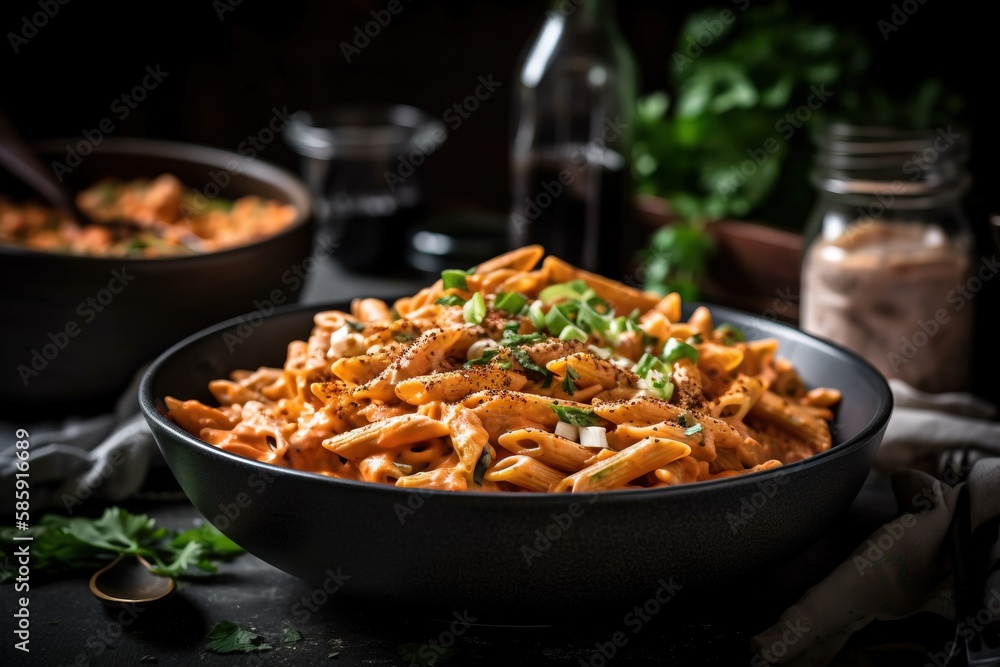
0;137;313;418
140;247;892;617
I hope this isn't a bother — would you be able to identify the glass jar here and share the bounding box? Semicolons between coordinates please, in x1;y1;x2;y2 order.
800;123;975;393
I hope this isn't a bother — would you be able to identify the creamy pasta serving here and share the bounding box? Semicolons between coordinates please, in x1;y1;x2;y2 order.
165;246;840;492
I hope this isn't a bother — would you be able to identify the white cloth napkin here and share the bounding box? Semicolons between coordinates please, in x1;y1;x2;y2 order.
751;379;1000;665
0;367;160;516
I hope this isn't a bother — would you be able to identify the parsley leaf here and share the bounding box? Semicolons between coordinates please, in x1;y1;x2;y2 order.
499;321;546;347
510;347;552;387
550;404;600;427
205;621;273;654
282;628;304;644
464;348;500;368
561;366;580;396
0;509;244;581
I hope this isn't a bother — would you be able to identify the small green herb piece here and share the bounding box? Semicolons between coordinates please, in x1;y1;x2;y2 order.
0;509;244;581
510;348;552;386
473;449;492;485
345;319;366;332
528;300;546;329
499;325;546;347
661;338;700;366
282;628;303;644
684;423;703;437
436;295;466;307
718;323;746;344
204;621;273;654
561;366;580;396
559;325;588;342
676;413;693;428
464;348;501;368
633;353;663;378
687;333;703;344
576;300;611;336
550;404;600;427
538;280;588;304
544;304;574;337
494;292;528;315
650;377;675;401
441;269;471;290
463;291;487;325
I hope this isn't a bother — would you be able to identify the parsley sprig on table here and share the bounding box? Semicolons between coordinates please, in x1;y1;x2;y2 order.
0;507;243;582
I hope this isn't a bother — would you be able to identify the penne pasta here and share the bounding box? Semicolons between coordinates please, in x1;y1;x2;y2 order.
166;246;840;491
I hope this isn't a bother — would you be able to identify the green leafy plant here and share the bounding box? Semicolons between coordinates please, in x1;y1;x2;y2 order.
632;1;964;296
0;507;243;582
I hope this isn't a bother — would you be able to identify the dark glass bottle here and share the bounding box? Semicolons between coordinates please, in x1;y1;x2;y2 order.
508;0;637;279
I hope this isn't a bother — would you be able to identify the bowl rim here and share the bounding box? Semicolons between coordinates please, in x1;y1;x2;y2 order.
0;136;314;264
139;299;893;504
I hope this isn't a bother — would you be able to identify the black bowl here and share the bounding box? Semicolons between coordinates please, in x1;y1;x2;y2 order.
139;302;891;618
0;137;314;419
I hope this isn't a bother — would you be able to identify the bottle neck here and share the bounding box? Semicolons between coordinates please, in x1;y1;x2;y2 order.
551;0;615;27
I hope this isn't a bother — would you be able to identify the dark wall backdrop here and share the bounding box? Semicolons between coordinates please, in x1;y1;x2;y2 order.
2;0;994;221
2;0;997;397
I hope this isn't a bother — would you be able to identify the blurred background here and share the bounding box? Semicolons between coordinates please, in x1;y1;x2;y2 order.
2;0;996;400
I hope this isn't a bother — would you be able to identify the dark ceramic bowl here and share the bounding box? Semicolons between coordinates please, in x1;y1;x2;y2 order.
0;138;314;419
140;302;892;618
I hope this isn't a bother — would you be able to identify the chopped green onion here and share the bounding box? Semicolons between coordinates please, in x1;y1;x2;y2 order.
528;300;546;329
550;404;600;427
393;332;416;342
442;269;470;290
661;339;700;366
544;305;574;337
559;325;588;342
436;295;466;307
650;378;674;401
576;300;611;335
463;291;486;325
684;423;703;437
633;352;663;378
494;292;528;315
538;279;588;304
718;323;746;344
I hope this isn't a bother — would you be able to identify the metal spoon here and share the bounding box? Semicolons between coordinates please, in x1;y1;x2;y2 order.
89;554;175;605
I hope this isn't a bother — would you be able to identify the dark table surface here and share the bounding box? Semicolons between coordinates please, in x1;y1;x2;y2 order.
0;254;972;667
